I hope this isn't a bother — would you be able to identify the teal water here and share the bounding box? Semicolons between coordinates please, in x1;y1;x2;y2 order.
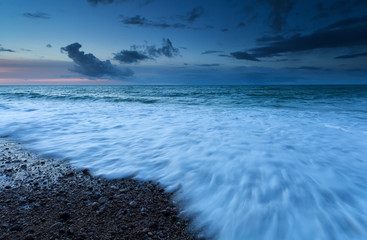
1;85;367;239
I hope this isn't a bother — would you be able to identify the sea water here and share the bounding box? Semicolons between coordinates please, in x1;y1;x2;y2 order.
0;85;367;240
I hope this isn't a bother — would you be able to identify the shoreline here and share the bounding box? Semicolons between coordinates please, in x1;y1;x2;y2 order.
0;139;198;240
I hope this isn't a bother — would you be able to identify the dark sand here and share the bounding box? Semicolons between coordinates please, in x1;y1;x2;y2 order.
0;139;199;240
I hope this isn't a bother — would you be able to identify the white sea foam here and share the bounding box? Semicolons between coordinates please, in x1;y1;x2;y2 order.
1;86;367;239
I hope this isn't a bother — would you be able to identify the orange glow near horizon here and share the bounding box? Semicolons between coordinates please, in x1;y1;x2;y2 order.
0;78;112;85
30;78;93;82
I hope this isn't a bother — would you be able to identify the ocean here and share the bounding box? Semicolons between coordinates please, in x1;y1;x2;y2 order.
1;85;367;240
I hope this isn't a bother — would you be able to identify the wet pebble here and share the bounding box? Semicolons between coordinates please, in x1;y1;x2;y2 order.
24;233;35;240
10;224;22;232
149;222;158;229
91;202;100;210
60;211;71;221
129;201;137;208
50;222;63;230
98;196;107;204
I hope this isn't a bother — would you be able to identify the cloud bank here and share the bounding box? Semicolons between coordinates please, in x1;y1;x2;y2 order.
114;38;179;64
251;25;367;58
61;42;133;79
313;0;367;20
230;16;367;61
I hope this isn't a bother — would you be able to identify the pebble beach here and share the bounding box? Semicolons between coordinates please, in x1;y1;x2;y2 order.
0;139;198;240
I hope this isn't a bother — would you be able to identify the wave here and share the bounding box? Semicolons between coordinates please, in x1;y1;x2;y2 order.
1;85;367;239
0;92;159;104
1;85;367;108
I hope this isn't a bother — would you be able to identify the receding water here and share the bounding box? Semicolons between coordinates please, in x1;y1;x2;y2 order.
1;85;367;240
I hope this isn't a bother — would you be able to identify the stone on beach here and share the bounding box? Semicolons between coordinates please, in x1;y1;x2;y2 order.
0;139;197;240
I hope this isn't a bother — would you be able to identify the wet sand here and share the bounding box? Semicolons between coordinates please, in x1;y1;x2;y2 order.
0;139;198;240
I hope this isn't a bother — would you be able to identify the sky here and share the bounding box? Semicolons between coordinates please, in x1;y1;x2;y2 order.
0;0;367;85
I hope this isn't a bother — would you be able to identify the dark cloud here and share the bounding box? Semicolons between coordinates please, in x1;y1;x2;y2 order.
335;52;367;59
0;44;15;53
245;19;367;59
179;7;205;23
114;38;179;64
354;0;367;6
113;50;150;63
252;27;367;57
313;0;367;20
325;15;367;30
237;22;246;28
121;7;205;29
294;66;324;71
328;0;367;14
46;44;52;48
120;15;187;29
121;15;148;25
221;28;229;32
196;64;220;67
230;51;260;61
23;12;50;19
146;38;179;58
21;48;32;52
61;42;133;79
259;0;295;32
201;50;223;55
